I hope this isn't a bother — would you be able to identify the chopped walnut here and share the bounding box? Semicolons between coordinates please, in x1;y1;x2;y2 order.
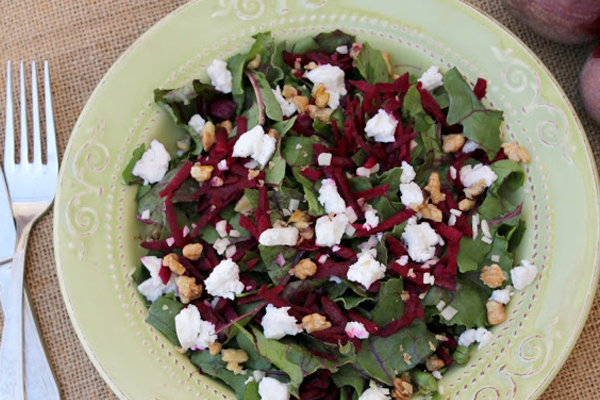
211;176;224;187
442;134;466;153
267;128;279;139
200;121;216;152
298;226;314;240
163;253;185;275
247;53;262;69
458;198;475;211
501;141;530;164
304;61;318;70
191;164;214;183
312;84;330;108
480;264;506;288
392;377;413;400
486;300;507;325
301;313;332;333
292;258;317;280
248;169;261;179
208;342;222;356
182;243;204;261
464;179;487;199
425;172;446;205
175;276;203;304
282;84;298;99
381;51;394;78
288;209;310;224
291;95;309;113
217;120;233;135
418;203;443;223
425;357;445;372
306;105;333;122
222;349;249;375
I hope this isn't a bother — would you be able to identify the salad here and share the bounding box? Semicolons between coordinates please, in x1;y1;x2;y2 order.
124;30;536;400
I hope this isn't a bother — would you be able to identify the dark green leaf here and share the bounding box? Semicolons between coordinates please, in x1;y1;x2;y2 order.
411;370;438;395
282;136;319;166
122;143;145;184
252;71;283;121
289;37;321;54
444;68;503;160
190;350;248;400
335;295;374;310
227;53;247;98
456;235;492;273
356;320;438;385
131;262;150;286
258;245;299;285
508;220;527;252
483;234;513;273
331;365;365;395
292;167;325;216
265;154;287;185
145;295;185;346
452;345;471;366
244;381;260;400
371;278;404;326
314;30;355;54
443;276;490;328
402;85;424;120
369;196;400;220
271;116;297;139
489;160;524;196
236;330;273;371
354;42;391;85
374;167;402;202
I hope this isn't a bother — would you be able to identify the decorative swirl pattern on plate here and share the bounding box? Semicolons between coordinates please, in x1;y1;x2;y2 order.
211;0;329;19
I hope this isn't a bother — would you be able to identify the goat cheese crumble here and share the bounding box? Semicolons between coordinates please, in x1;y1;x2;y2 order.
418;65;444;91
174;304;217;351
261;304;302;340
204;259;244;300
315;213;349;247
318;178;347;214
207;59;233;93
259;227;299;246
365;109;398;143
510;260;538;290
402;220;440;262
132;140;171;185
232;125;277;167
347;252;386;289
305;64;347;109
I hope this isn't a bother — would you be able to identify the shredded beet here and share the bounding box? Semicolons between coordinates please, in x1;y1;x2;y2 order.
473;78;487;100
355;208;415;237
159;161;193;198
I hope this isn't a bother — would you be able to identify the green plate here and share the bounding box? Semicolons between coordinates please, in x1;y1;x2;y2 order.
53;0;600;399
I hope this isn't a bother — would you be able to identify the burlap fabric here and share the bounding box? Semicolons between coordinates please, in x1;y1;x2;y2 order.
0;0;598;399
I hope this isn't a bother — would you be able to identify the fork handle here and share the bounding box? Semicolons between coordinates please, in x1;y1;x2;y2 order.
0;224;31;400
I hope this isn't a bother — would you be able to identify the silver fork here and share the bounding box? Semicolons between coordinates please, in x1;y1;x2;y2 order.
0;61;58;400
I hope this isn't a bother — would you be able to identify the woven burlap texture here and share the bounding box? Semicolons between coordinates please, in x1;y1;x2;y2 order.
0;0;598;399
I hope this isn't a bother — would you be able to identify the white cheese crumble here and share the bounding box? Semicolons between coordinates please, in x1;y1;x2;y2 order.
511;260;538;290
207;59;233;93
204;259;244;300
402;221;440;262
458;328;493;350
449;165;458;180
188;114;206;134
272;85;297;117
398;255;409;266
345;206;358;223
258;377;290;400
136;256;177;302
436;300;447;311
418;66;444;91
462;139;480;153
140;209;150;220
216;220;228;237
213;238;231;255
132;140;171;185
318;152;333;166
232;125;277;167
489;286;514;304
450;209;462;216
289;199;300;212
400;182;424;209
315;213;349;247
440;305;458;321
432;371;443;380
400;161;416;184
217;159;228;171
305;64;347;109
336;45;349;54
365;109;398;143
345;224;357;237
448;214;457;227
261;304;302;340
259;227;299;246
225;245;237;259
460;163;498;188
358;387;391;400
423;272;436;286
363;206;380;231
174;304;217;351
345;321;369;339
347;252;386;289
318;178;347;214
481;220;491;239
490;254;501;263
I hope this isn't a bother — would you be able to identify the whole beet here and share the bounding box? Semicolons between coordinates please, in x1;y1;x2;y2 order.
501;0;600;44
580;45;600;124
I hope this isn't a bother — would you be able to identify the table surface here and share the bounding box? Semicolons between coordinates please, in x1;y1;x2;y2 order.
0;0;599;399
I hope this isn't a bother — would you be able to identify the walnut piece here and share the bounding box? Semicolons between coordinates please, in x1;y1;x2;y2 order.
182;243;204;261
486;300;507;325
234;195;252;215
425;172;446;205
175;276;203;304
304;61;318;70
163;253;185;275
442;134;466;153
208;342;222;356
501;141;530;164
222;349;249;375
291;95;309;113
464;179;487;199
392;378;414;400
191;164;214;183
306;105;333;122
458;198;475;211
381;51;394;78
267;128;279;139
301;313;332;333
247;54;262;69
292;259;317;280
480;264;506;288
418;203;443;223
288;209;310;224
217;120;233;135
313;83;330;108
282;84;298;99
200;121;216;152
425;357;445;372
